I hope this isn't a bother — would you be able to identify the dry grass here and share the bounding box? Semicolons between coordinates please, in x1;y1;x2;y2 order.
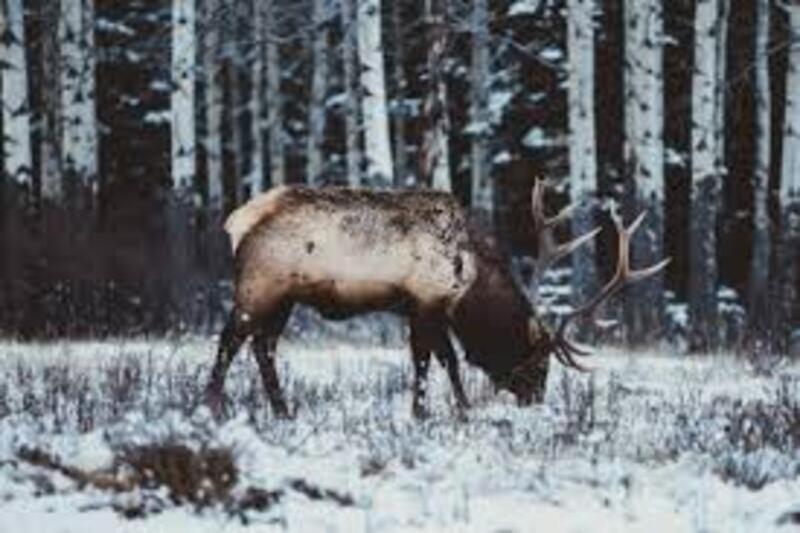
1;339;799;518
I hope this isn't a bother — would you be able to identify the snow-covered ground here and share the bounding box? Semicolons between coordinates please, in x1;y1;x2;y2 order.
0;338;798;532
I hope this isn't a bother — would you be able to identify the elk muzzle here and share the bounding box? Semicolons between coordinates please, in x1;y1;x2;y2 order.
505;354;550;406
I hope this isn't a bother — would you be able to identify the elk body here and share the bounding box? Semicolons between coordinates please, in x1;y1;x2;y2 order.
205;183;667;418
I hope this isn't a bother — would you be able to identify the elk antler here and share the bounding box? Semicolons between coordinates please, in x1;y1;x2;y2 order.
552;211;671;370
531;180;601;279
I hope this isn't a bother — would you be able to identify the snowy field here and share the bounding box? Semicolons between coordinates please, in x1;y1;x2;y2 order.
0;337;798;532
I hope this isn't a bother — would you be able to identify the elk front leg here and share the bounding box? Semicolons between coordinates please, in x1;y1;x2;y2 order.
206;310;250;417
252;304;292;419
431;328;470;413
409;319;433;419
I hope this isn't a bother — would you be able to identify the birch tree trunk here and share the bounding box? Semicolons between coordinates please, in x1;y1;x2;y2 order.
198;0;226;329
81;0;98;187
341;0;362;187
776;4;800;352
567;0;598;330
714;0;729;174
623;0;665;345
748;0;771;344
306;0;329;185
227;4;245;204
391;0;408;187
357;0;393;187
266;0;286;187
169;0;198;322
1;0;33;189
171;0;197;192
202;0;224;210
689;0;721;351
39;5;62;203
244;0;266;197
470;0;492;220
420;0;451;191
59;0;98;204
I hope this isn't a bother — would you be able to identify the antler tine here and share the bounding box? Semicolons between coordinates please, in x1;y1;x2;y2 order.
556;211;672;341
550;226;602;264
532;180;580;229
531;180;547;227
556;341;590;371
531;180;601;273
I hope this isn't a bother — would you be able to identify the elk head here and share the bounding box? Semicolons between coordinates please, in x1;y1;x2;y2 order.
486;181;670;406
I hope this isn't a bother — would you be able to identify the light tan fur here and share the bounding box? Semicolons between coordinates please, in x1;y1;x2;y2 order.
224;185;291;254
229;186;479;322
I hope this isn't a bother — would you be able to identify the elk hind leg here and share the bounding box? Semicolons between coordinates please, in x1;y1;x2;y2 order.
206;309;252;416
252;303;293;419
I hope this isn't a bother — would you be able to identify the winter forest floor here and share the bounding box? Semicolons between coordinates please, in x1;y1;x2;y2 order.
0;337;798;532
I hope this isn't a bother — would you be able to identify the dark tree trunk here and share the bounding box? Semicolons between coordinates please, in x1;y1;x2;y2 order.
626;194;666;344
773;204;800;354
689;176;720;351
571;198;598;340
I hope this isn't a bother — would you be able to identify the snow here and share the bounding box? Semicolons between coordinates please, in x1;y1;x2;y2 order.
144;110;171;125
540;45;564;62
666;147;687;167
488;90;513;125
0;339;798;532
508;0;542;17
493;150;512;164
522;126;565;149
96;18;136;37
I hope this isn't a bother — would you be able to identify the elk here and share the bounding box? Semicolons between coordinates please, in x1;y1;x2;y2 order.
205;182;668;418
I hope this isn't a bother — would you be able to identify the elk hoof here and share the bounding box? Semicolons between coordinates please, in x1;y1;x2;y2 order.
455;402;470;423
271;401;292;420
205;392;228;421
412;403;429;421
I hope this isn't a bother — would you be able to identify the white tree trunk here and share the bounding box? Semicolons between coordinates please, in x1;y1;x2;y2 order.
245;0;266;197
227;4;245;203
748;0;771;340
567;0;598;331
202;0;224;209
780;6;800;202
171;0;197;192
421;0;451;192
59;0;97;193
266;0;286;187
625;0;664;202
341;0;362;187
306;0;329;185
714;0;729;174
81;0;98;185
470;0;491;214
689;0;721;351
1;0;33;188
691;0;718;185
39;9;61;203
623;0;665;344
776;4;800;348
391;0;408;187
357;0;393;186
568;0;597;201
